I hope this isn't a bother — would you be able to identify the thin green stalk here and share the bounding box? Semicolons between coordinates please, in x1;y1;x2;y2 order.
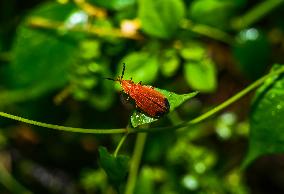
113;133;129;157
232;0;284;30
181;19;234;44
0;112;126;134
125;133;147;194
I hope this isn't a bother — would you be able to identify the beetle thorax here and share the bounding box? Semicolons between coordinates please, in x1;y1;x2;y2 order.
121;80;135;94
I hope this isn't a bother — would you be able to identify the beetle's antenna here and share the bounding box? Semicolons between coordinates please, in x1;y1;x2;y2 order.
105;77;117;81
121;63;126;79
105;63;126;83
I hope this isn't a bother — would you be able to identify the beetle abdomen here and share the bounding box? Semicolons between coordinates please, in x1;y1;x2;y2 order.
129;85;170;118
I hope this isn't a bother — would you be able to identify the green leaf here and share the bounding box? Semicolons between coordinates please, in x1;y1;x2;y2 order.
233;28;271;80
180;42;206;61
138;0;185;38
131;89;198;127
160;49;180;77
244;65;284;166
99;147;130;184
184;59;217;93
2;2;83;104
189;0;237;29
117;52;159;84
131;111;157;128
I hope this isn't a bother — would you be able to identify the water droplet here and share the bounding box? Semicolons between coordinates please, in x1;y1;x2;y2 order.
65;11;88;28
221;112;236;125
240;28;259;41
182;175;199;190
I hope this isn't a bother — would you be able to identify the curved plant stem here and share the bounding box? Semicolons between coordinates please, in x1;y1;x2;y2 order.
131;66;284;133
181;19;234;44
74;0;107;18
27;17;143;40
0;112;126;134
113;133;129;157
232;0;284;30
125;133;147;194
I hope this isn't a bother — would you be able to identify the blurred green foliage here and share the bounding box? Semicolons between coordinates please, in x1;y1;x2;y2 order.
0;0;284;194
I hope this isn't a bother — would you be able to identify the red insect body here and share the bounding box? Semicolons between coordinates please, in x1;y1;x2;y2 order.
121;80;170;118
108;64;170;118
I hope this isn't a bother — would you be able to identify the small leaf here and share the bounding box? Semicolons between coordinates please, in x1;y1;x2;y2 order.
160;49;180;77
184;59;217;93
189;0;238;29
99;147;129;184
131;89;198;127
179;42;205;61
244;64;284;166
131;111;157;128
117;52;159;84
138;0;185;38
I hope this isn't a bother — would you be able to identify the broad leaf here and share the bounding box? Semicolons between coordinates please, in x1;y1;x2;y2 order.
117;52;159;84
160;49;180;77
138;0;185;39
1;2;83;105
131;89;198;127
99;147;129;184
184;59;217;93
244;65;284;166
189;0;240;29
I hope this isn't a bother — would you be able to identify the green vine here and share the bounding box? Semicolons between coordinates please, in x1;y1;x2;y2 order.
113;133;129;157
0;112;126;134
232;0;284;30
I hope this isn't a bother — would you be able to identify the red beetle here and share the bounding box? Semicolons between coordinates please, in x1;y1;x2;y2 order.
107;63;170;118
